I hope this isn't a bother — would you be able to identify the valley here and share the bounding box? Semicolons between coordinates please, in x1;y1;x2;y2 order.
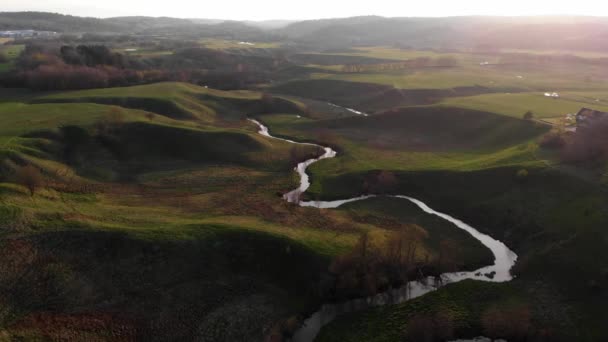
1;12;608;342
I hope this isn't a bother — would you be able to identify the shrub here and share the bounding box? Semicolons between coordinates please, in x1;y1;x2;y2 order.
539;132;566;149
516;169;529;180
523;111;534;120
482;305;531;340
562;117;608;164
404;314;434;342
16;164;44;196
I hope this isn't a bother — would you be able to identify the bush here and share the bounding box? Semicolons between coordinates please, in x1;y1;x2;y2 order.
516;169;529;180
16;164;44;196
562;116;608;164
403;311;454;342
540;132;566;149
481;305;531;340
523;111;534;120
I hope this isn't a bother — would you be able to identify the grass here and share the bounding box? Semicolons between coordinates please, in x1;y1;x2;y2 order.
311;46;469;61
261;107;549;185
296;47;608;97
316;279;576;342
0;102;152;137
40;82;303;122
310;63;608;91
0;44;24;72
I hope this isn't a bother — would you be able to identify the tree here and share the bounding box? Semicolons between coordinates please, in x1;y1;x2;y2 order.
16;164;43;196
523;111;534;120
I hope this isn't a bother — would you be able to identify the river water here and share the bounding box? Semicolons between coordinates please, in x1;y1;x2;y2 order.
248;119;517;342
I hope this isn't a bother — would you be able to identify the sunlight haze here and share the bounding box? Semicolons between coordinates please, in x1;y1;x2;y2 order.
2;0;605;19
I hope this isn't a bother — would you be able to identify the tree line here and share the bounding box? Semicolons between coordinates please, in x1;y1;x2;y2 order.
341;56;459;73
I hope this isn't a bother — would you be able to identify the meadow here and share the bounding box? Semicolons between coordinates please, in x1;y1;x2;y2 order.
0;44;24;73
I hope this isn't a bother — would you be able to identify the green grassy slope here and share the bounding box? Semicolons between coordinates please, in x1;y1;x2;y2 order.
39;82;304;122
441;92;608;119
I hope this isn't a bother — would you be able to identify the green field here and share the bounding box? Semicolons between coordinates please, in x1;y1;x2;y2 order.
0;44;24;72
440;92;608;119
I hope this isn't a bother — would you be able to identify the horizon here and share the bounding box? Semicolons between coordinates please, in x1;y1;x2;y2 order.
2;11;608;23
1;0;604;21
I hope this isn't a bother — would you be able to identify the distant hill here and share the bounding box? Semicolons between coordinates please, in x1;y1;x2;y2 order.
0;12;118;32
0;12;269;38
3;12;608;52
280;15;608;51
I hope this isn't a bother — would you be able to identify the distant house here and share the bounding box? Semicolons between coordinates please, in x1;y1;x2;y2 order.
576;107;608;128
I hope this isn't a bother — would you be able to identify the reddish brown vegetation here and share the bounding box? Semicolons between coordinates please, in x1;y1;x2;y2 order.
8;312;137;341
16;164;44;196
539;132;566;149
404;311;455;342
481;304;531;340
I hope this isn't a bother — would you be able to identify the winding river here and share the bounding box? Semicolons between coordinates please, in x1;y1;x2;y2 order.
248;118;518;342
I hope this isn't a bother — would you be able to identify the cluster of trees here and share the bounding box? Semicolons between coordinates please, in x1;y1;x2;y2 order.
20;64;173;90
542;116;608;167
0;44;177;90
328;227;428;298
1;42;288;90
341;56;459;73
562;116;608;164
499;53;608;67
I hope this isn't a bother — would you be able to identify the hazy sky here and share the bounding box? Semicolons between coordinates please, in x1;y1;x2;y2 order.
2;0;604;20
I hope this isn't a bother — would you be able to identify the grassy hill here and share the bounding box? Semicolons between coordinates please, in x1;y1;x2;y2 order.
39;82;304;123
0;82;498;341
